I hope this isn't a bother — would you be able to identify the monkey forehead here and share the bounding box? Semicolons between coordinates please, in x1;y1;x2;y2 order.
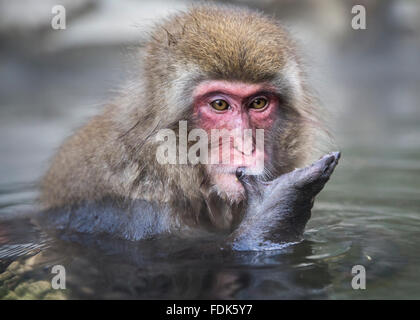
148;5;298;83
192;80;276;100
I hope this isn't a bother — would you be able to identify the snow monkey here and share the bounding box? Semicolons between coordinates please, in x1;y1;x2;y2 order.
39;5;340;250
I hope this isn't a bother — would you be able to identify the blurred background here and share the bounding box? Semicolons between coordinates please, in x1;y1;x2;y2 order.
1;0;420;299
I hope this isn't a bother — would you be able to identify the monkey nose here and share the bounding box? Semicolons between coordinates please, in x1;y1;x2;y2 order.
235;167;246;180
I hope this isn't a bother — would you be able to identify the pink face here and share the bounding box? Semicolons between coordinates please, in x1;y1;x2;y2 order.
193;80;280;200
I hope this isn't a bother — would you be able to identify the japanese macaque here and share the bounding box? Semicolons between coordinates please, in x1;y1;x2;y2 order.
39;5;340;250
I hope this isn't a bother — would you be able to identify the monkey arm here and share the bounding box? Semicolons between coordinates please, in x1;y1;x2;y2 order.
228;152;340;251
39;199;199;241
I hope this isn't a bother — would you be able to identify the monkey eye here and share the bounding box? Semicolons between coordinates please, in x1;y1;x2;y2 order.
250;97;268;109
210;99;230;111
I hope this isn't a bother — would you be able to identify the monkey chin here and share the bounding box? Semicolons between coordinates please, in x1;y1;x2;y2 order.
214;173;245;203
207;166;246;204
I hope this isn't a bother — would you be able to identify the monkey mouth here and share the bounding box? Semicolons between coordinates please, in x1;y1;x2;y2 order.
209;164;263;177
206;166;247;203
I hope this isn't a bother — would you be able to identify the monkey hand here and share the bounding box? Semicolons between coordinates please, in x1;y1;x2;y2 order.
229;151;341;251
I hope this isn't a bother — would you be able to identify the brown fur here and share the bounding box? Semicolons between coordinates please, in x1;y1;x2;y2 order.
40;5;322;234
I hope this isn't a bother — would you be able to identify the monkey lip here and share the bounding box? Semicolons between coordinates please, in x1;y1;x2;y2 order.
209;160;264;177
209;164;249;175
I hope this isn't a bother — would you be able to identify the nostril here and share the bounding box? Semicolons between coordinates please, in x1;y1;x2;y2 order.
236;167;246;180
